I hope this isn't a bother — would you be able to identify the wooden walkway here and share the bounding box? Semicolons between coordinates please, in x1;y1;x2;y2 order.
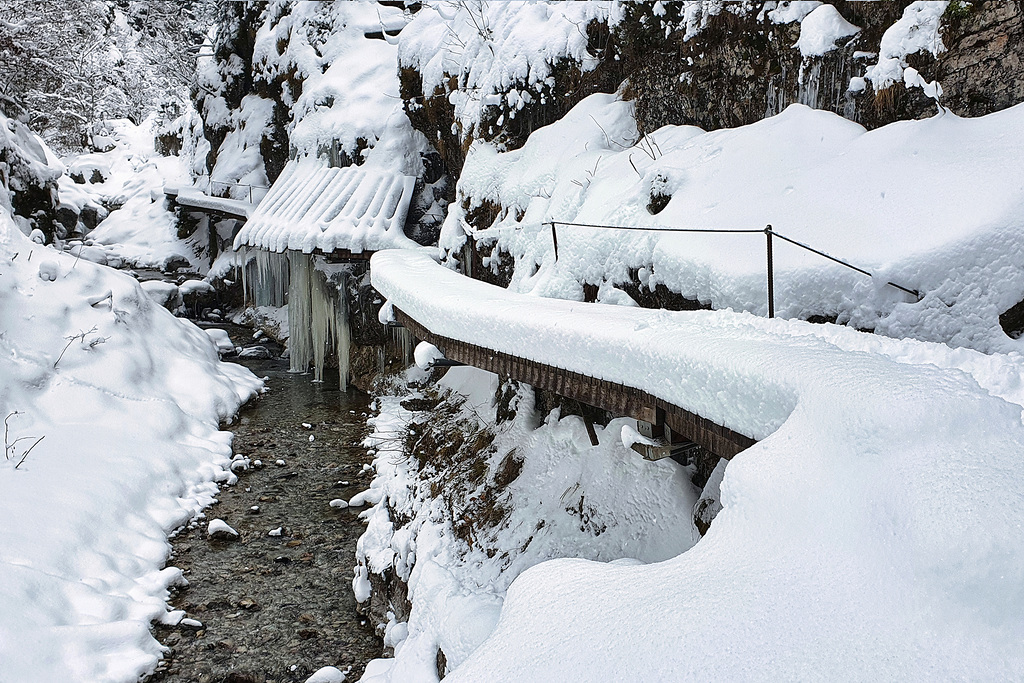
393;307;757;461
165;187;254;220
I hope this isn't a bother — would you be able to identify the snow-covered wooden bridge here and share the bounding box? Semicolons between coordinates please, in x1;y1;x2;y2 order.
393;306;756;461
164;185;256;220
373;250;770;465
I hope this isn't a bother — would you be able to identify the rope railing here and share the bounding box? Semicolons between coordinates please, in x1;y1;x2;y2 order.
195;174;270;204
545;220;921;319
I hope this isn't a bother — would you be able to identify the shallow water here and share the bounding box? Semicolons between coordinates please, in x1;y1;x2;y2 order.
147;324;383;683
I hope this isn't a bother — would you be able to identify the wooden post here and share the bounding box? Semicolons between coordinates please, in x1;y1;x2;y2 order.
765;225;775;319
550;222;559;261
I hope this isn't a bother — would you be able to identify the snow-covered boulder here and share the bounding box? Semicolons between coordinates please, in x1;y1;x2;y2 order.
207;519;239;540
140;280;181;311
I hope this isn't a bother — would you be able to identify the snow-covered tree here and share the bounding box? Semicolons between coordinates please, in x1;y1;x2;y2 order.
0;0;214;151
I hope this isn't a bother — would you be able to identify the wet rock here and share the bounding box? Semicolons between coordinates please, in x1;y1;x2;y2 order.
222;674;260;683
238;346;272;359
79;204;105;231
179;279;217;317
162;256;191;274
56;204;79;233
237;597;261;611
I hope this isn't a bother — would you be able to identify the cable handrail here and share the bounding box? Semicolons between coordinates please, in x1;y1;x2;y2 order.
544;220;921;319
194;174;271;204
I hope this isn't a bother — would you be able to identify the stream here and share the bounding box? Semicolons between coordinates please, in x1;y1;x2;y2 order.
147;323;383;683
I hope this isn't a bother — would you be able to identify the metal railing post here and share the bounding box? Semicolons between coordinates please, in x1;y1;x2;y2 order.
765;225;774;319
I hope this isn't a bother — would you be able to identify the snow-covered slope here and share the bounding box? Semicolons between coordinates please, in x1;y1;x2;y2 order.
69;117;199;270
370;248;1024;681
445;95;1024;352
0;209;261;681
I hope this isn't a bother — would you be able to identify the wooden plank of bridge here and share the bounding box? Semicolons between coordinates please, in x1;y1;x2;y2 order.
393;307;756;460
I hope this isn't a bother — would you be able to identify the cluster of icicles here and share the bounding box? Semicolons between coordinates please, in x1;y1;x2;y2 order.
239;248;351;388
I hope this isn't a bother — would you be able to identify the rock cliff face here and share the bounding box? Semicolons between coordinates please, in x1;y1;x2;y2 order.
194;2;291;187
935;1;1024;118
0;109;61;240
193;2;1024;233
396;2;1024;206
190;1;1024;371
627;1;1024;134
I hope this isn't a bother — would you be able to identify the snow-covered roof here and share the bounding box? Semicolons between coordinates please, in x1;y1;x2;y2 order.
233;160;417;254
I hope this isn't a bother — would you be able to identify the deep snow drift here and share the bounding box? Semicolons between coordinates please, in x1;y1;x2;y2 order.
368;249;1024;680
0;208;261;681
443;94;1024;353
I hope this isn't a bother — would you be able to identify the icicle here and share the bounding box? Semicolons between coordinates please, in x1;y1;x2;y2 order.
391;326;415;367
288;251;313;375
238;247;248;306
249;250;289;307
310;261;336;383
286;251;352;387
335;271;351;392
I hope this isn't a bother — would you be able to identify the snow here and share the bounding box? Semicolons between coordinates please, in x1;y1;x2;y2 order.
140;280;181;309
444;93;1024;353
413;341;444;370
0;204;261;680
233;159;417;254
370;248;1024;681
398;1;616;137
794;4;860;57
864;1;948;93
619;423;660;450
207;94;274;196
172;187;254;218
306;666;347;683
0;113;61;215
205;328;236;355
56;117;198;270
253;1;418;169
179;279;215;295
767;1;821;24
356;363;700;682
68;243;110;265
207;518;239;538
38;260;59;281
348;488;383;508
